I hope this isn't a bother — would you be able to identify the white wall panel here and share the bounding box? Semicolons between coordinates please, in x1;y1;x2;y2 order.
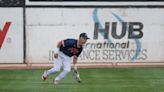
0;8;23;63
26;8;164;63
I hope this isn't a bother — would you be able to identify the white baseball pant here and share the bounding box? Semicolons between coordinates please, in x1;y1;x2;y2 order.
46;51;72;81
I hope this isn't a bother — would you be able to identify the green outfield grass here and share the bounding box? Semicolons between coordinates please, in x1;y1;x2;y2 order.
0;68;164;92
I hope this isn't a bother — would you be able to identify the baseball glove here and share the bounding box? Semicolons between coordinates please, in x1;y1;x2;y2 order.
73;65;81;83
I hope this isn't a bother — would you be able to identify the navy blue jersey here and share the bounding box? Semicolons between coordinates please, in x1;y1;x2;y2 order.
59;39;83;57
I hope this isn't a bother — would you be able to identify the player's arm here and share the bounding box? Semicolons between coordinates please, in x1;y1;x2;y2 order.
73;55;78;64
73;48;83;69
73;55;78;70
54;40;64;58
57;40;64;48
73;55;81;83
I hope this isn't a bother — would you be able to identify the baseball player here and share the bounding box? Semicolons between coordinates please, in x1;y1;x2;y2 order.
42;33;89;84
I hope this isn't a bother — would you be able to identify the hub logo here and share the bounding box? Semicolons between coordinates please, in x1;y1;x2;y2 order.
92;8;146;61
94;22;143;39
0;22;11;49
80;8;147;61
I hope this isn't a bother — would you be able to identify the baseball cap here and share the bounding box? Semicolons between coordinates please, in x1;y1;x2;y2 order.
79;33;90;39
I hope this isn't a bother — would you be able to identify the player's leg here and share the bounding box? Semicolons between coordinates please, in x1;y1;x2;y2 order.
42;56;62;80
53;54;71;84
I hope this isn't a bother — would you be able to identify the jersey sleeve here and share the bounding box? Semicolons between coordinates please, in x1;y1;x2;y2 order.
62;39;75;47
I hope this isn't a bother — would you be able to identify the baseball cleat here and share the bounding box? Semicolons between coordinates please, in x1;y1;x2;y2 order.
42;71;48;81
53;79;60;85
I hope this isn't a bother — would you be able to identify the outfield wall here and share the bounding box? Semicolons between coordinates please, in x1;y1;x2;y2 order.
0;8;24;63
26;8;164;63
0;0;164;64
